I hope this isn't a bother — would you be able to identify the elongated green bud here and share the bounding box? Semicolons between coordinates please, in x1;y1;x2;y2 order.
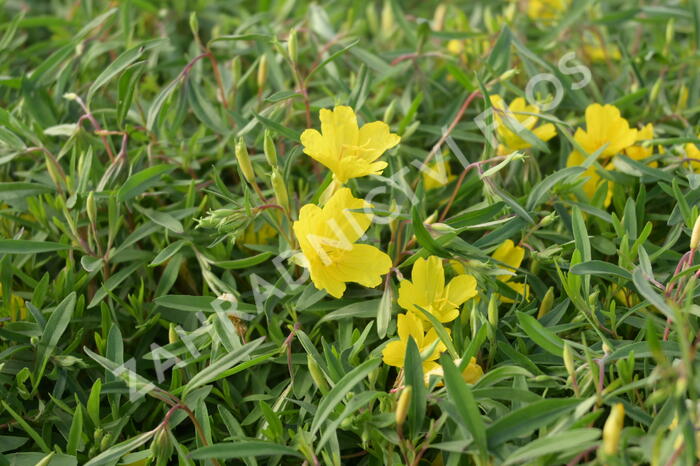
396;385;412;427
264;130;277;167
307;354;329;393
86;191;96;226
271;168;289;212
288;28;298;62
691;215;700;249
235;138;255;183
537;287;555;319
168;323;177;344
257;55;267;89
562;341;575;379
487;293;498;328
602;403;624;455
231;57;241;86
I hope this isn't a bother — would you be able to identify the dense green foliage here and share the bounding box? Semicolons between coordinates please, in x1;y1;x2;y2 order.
1;1;700;465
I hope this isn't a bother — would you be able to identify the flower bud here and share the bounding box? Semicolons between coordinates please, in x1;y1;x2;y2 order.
691;215;700;249
271;168;289;212
602;403;624;455
235;137;255;183
168;323;177;344
257;55;268;90
562;341;575;379
264;130;277;167
487;293;499;328
307;354;329;393
287;28;298;62
649;77;663;103
396;385;412;427
383;99;397;124
100;432;113;451
86;191;97;226
231;57;241;87
537;287;554;319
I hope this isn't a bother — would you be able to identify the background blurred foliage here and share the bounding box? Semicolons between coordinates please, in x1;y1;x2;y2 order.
0;0;700;464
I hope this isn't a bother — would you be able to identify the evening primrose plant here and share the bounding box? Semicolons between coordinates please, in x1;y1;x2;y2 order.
3;1;700;465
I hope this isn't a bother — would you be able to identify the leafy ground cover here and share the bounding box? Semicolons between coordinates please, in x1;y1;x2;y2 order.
1;0;700;464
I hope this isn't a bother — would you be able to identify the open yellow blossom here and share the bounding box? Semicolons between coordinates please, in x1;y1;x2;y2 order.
624;123;658;167
490;95;557;155
583;44;622;63
492;240;530;303
424;357;484;384
566;151;615;207
573;104;637;158
240;222;277;247
300;106;400;184
382;312;447;373
398;256;478;324
527;0;567;21
293;188;392;298
684;137;700;172
422;160;455;190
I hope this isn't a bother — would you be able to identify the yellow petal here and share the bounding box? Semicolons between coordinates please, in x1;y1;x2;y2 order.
382;340;407;367
491;240;525;281
445;274;478;307
320;106;359;157
357;121;401;162
412;256;445;305
461;357;484;383
326;243;392;289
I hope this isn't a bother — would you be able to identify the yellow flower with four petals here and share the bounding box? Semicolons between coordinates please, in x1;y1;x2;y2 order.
300;106;401;184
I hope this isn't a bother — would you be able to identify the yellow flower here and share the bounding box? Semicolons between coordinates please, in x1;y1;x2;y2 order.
424;357;484;384
446;39;464;56
293;188;392;298
573;104;637;158
490;95;557;155
240;222;277;247
684;137;700;172
624;123;658;167
527;0;567;21
583;44;622;63
491;240;530;303
382;312;447;372
300;106;401;184
398;256;478;324
566;150;614;207
422;160;455;190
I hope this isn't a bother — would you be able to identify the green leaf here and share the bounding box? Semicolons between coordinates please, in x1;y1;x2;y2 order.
66;404;82;455
310;358;381;435
486;399;581;447
253;111;301;142
570;261;632;281
440;355;487;457
411;205;451;257
504;428;600;464
87;39;165;104
0;240;70;254
189;441;302;460
0;182;53;201
212;252;273;270
33;292;76;390
116;164;174;202
83;430;155;466
181;337;265;395
516;311;564;356
88;262;143;308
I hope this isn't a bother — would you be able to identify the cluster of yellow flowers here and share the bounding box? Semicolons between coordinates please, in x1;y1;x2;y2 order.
293;106;399;298
566;103;656;206
292;106;537;386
